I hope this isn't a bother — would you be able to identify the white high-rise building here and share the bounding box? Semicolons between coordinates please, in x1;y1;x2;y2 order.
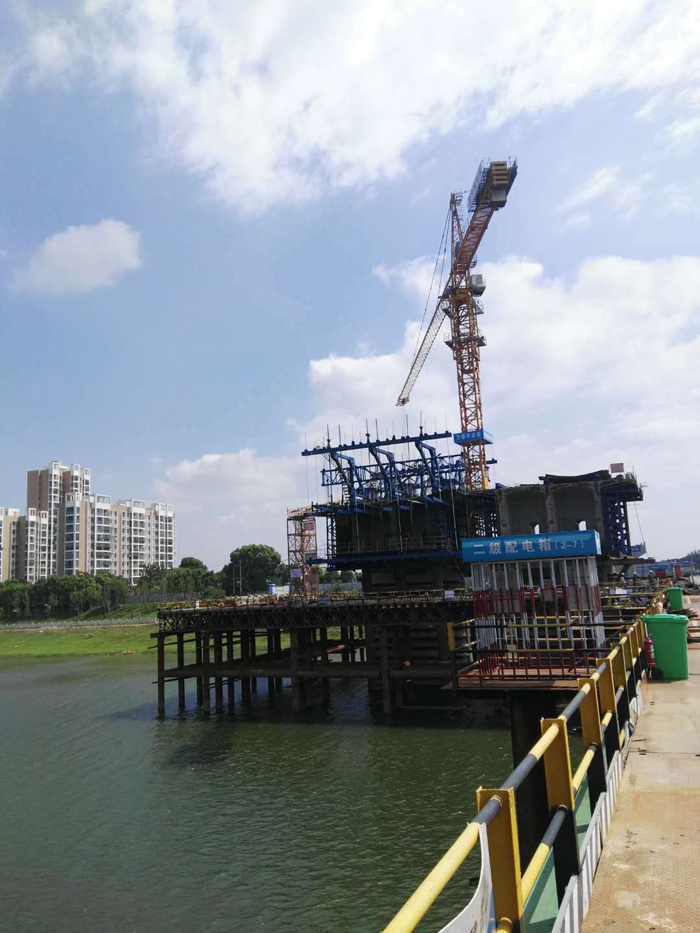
26;461;91;577
57;495;176;585
0;508;20;583
17;508;50;584
1;460;177;584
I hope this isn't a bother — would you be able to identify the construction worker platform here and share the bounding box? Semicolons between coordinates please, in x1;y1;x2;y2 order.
584;601;700;932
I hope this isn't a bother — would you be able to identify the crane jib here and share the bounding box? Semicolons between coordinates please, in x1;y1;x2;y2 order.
396;302;449;406
394;159;517;492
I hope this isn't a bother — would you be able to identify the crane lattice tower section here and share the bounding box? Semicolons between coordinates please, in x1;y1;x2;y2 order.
397;159;517;491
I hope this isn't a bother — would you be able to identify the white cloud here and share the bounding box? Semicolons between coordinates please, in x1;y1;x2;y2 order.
13;219;141;294
6;2;700;212
666;114;700;146
562;167;619;210
27;22;81;84
560;211;592;231
662;86;700;147
153;450;305;566
373;256;436;300
561;166;651;219
159;252;700;565
635;91;666;120
658;184;697;215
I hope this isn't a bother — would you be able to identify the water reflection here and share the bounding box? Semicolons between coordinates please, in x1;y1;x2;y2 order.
0;656;512;933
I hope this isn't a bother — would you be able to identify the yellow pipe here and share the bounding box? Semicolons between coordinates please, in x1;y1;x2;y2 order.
529;723;560;762
571;747;596;792
496;918;514;933
382;820;481;932
601;711;613;729
521;842;551;900
619;728;626;747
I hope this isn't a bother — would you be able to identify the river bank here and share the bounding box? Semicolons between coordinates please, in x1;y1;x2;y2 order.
0;624;158;657
0;625;295;658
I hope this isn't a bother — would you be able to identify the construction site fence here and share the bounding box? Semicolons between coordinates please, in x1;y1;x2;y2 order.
381;590;663;933
122;590;224;605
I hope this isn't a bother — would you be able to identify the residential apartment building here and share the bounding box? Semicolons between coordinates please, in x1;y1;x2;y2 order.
17;508;51;584
26;461;91;576
57;496;176;585
1;461;176;585
0;508;20;582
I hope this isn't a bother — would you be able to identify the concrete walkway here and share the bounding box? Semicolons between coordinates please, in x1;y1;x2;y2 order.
584;600;700;933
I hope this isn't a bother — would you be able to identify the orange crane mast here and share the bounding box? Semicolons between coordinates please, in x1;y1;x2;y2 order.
396;159;517;491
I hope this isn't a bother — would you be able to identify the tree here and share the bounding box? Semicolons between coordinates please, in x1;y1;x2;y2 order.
180;557;208;572
222;544;284;595
95;572;129;612
67;574;102;614
276;562;290;585
138;562;166;592
176;557;215;593
0;581;31;622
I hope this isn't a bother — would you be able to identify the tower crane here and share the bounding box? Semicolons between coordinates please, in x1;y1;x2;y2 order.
396;159;517;491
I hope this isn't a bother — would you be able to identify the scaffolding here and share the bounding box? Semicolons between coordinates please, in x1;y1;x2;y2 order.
286;508;319;597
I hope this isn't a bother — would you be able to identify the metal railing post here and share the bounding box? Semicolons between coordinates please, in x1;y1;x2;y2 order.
540;716;580;902
476;787;524;930
577;678;606;810
621;635;636;695
598;659;621;764
632;620;644;680
611;646;630;732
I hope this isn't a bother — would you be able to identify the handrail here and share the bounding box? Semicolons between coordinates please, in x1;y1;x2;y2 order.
382;797;502;933
381;588;663;933
571;747;597;792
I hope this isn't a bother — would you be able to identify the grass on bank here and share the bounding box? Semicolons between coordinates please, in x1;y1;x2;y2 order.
0;627;297;659
1;601;163;627
0;625;159;658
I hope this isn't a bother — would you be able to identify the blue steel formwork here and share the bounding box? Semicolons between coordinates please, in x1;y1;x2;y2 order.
301;431;499;573
601;480;642;557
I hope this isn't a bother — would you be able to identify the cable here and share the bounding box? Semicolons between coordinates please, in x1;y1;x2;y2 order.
633;502;645;549
411;205;450;363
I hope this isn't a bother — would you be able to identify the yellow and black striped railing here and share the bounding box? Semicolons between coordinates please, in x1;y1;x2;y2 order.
381;595;658;933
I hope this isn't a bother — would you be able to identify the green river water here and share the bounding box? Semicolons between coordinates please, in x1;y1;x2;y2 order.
0;656;512;933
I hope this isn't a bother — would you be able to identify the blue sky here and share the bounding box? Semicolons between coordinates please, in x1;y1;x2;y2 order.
1;2;699;567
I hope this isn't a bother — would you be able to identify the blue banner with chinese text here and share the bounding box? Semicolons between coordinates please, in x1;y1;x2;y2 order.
462;530;602;563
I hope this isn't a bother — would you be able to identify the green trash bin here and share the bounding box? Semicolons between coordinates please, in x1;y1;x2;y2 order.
643;614;688;680
667;587;684;612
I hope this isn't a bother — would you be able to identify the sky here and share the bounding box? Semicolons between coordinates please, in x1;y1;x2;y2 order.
1;1;699;569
